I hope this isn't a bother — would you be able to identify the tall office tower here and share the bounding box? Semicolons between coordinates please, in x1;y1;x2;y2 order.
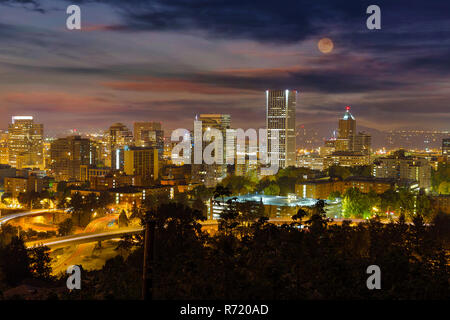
266;90;297;168
42;140;52;169
354;131;372;155
443;138;450;159
8;116;43;169
191;114;231;187
338;106;356;151
50;136;92;181
133;122;164;158
0;130;8;165
107;123;133;169
124;147;159;181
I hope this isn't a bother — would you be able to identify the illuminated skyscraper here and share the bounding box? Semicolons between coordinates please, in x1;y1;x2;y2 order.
8;116;43;169
191;114;231;187
124;147;159;181
50;135;92;181
0;130;8;165
133;121;164;158
338;106;356;150
443;138;450;159
266;90;297;168
107;123;133;169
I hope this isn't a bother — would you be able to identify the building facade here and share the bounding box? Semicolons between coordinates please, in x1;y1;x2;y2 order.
8;116;43;169
134;122;164;159
266;90;297;168
50;136;92;181
124;147;159;181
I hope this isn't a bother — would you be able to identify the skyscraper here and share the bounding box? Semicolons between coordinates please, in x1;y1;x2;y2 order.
266;90;296;168
338;106;356;150
191;114;231;187
50;135;92;181
354;131;372;155
133;121;164;159
8;116;43;169
0;130;8;165
443;138;450;159
124;147;159;181
107;123;133;169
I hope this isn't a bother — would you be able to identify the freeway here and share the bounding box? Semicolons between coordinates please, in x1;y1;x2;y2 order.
0;209;53;226
25;217;371;249
26;227;142;249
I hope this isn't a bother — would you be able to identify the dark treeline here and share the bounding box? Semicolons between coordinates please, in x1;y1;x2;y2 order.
63;200;449;300
0;199;449;299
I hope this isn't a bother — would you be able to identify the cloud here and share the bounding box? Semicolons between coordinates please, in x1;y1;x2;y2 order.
0;0;45;13
102;77;257;95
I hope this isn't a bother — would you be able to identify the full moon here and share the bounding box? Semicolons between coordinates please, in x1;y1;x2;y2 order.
318;38;334;54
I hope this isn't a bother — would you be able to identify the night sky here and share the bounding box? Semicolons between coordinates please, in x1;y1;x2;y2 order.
0;0;449;135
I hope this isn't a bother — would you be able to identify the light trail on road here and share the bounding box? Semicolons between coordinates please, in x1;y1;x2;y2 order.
0;209;52;226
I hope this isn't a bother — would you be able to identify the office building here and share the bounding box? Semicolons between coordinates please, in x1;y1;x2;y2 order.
338;106;356;150
443;138;450;159
191;114;231;187
50;136;92;181
8;116;43;169
107;123;133;169
266;90;297;168
134;122;164;158
124;147;159;181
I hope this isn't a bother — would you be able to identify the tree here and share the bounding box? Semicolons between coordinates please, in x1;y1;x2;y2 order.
97;191;113;214
327;191;341;201
263;184;280;196
342;188;378;219
328;165;352;180
69;192;84;227
438;181;450;195
28;245;53;281
0;237;31;286
213;185;232;205
17;191;40;209
192;198;208;218
292;208;308;222
58;218;74;236
118;210;129;228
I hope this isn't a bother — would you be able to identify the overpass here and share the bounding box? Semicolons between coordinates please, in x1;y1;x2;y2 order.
25;217;370;249
26;227;143;249
0;209;59;226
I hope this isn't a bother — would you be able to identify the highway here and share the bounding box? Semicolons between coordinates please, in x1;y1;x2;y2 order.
25;217;371;249
26;227;142;249
0;209;53;226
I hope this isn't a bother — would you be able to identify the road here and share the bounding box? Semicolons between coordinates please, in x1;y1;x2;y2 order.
49;215;119;275
26;217;371;249
0;209;52;226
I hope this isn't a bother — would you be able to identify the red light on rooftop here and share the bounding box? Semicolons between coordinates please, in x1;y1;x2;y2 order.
345;106;351;111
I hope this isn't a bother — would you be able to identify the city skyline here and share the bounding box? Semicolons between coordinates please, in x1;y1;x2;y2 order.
0;0;450;134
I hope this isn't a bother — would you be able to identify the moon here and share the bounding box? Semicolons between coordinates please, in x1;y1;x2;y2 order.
318;38;334;54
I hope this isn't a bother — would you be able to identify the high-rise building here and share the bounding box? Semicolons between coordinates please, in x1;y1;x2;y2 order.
107;123;133;169
442;138;450;159
8;116;43;169
354;131;372;155
266;89;297;168
50;136;92;181
338;106;356;151
0;130;8;165
326;107;371;157
191;114;231;187
133;122;164;158
124;147;159;181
